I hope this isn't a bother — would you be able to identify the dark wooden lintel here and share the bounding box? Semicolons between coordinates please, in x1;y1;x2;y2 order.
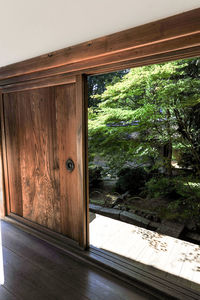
0;8;199;87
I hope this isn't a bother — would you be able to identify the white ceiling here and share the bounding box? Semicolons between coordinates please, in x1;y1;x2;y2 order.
0;0;199;68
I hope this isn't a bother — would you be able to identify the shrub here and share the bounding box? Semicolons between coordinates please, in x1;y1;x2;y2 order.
145;176;179;199
167;196;200;224
115;167;148;195
89;166;103;189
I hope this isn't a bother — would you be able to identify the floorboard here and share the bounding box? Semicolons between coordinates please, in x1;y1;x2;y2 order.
0;220;151;300
0;286;18;300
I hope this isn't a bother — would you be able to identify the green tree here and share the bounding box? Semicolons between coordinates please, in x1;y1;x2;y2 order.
88;69;129;107
88;58;200;176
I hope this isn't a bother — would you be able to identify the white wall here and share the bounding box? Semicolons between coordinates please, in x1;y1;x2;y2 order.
0;0;199;67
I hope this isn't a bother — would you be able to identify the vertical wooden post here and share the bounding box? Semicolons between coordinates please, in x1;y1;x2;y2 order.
76;74;89;249
0;91;6;218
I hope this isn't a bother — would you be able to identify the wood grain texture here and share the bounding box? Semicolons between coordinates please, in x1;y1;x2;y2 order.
2;74;76;93
4;93;23;216
0;8;199;82
0;91;6;218
88;46;200;76
6;87;61;231
76;75;88;248
18;88;61;231
3;79;87;245
0;93;10;216
5;216;200;299
55;83;81;241
1;33;200;88
1;45;200;91
1;220;150;300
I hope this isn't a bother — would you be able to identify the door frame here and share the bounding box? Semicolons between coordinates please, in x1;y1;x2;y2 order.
0;8;199;249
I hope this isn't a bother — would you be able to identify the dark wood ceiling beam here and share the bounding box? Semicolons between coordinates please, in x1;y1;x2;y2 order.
1;32;200;87
0;8;199;83
1;74;76;93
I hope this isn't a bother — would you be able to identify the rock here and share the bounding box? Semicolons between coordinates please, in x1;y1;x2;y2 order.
120;211;150;228
129;209;136;214
185;232;200;243
113;205;120;209
89;212;96;223
111;197;123;208
111;191;130;208
89;204;122;220
99;207;122;220
89;204;103;213
186;221;197;231
156;220;184;238
148;221;160;231
121;191;130;200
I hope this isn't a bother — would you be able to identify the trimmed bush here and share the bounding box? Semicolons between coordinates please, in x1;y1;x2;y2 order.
144;176;178;199
89;166;103;188
116;167;148;195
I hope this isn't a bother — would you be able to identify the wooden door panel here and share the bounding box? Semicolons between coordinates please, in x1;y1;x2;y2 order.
3;78;87;246
55;84;80;240
20;88;61;232
4;92;23;216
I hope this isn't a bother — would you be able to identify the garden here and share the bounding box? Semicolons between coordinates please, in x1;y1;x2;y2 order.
88;57;200;243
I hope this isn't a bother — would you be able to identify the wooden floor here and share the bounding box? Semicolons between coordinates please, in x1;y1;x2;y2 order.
90;214;200;289
0;220;153;300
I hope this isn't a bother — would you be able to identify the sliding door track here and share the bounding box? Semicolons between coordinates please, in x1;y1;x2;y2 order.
4;216;200;300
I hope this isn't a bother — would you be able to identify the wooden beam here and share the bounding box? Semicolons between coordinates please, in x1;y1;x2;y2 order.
0;8;199;82
0;90;5;218
2;74;76;93
0;91;10;216
76;75;89;249
1;33;200;87
88;46;200;76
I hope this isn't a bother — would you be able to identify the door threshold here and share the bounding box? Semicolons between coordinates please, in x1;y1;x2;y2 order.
90;245;200;300
3;216;200;300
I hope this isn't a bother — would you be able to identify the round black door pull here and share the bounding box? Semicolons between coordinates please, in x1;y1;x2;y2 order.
66;159;75;172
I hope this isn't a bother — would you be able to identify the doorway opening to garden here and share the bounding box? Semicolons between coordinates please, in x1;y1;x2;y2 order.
88;57;200;287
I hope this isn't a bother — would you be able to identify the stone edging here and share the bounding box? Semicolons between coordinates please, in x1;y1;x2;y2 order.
89;204;159;231
89;204;200;245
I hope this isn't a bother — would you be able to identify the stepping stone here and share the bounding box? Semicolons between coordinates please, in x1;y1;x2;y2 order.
100;208;121;220
185;232;200;243
120;211;150;228
156;220;184;238
89;204;103;213
148;221;160;230
89;212;96;223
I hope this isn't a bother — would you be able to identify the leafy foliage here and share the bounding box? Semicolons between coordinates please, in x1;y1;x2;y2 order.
88;58;200;176
88;58;200;223
88;70;129;107
144;176;178;199
89;166;103;189
115;167;148;194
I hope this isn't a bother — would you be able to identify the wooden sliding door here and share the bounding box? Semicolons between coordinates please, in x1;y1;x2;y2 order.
2;75;88;247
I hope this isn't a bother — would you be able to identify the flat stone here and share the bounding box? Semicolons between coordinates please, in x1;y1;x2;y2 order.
113;205;120;209
185;232;200;243
89;204;103;213
89;212;96;223
99;208;121;220
120;211;150;228
156;220;184;238
148;221;160;230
